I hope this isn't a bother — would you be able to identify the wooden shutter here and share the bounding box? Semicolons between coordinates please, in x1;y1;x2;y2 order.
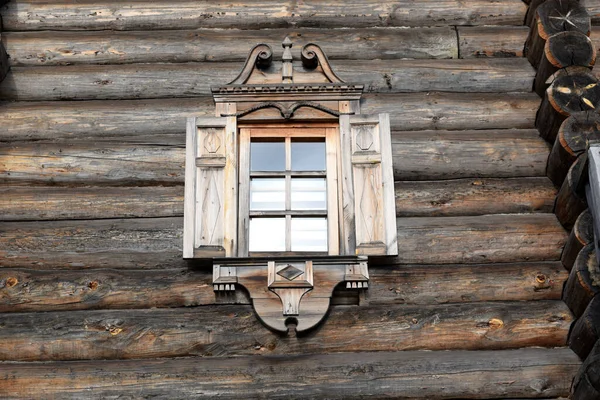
183;117;237;258
339;113;397;256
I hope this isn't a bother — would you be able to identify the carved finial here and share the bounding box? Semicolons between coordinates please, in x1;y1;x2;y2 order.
282;37;293;83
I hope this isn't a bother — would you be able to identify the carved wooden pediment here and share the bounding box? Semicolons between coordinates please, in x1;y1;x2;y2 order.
211;37;364;117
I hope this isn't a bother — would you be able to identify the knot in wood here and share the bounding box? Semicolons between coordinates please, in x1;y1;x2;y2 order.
5;277;18;288
88;281;99;290
535;274;547;284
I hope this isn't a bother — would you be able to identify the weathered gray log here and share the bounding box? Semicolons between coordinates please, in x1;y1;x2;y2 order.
547;112;600;187
571;339;600;399
562;209;594;271
0;348;579;399
0;177;556;222
525;0;590;68
0;214;567;269
554;153;589;230
393;213;566;265
563;243;600;317
1;27;459;66
0;59;536;101
457;26;528;58
569;295;600;360
1;1;528;31
0;129;550;185
0;185;184;221
0;301;572;362
535;31;596;98
0;262;568;312
536;67;600;143
583;0;600;24
395;177;556;217
0;93;541;141
391;129;551;181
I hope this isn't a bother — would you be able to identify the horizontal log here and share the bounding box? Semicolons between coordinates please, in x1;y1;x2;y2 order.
584;0;600;24
0;262;568;312
0;1;528;31
0;129;550;185
0;214;567;269
0;58;536;101
395;177;556;217
0;177;556;222
394;214;566;265
0;300;572;362
392;130;550;180
0;348;579;399
1;27;458;66
457;26;529;58
569;295;600;360
0;93;541;141
0;185;184;221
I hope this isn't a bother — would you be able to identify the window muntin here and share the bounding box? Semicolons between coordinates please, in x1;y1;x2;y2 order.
239;125;339;256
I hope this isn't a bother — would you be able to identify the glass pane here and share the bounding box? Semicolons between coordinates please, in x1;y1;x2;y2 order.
291;218;328;252
249;218;286;252
251;141;285;171
291;141;326;171
250;178;285;210
291;178;326;210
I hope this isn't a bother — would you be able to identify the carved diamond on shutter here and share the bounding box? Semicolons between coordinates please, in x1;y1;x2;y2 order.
184;116;238;258
339;113;398;256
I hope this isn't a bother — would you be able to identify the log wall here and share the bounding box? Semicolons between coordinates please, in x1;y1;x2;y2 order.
0;1;586;398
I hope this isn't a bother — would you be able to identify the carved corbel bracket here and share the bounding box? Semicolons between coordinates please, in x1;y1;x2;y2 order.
213;257;368;333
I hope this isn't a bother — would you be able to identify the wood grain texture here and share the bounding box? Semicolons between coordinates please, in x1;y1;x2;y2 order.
0;214;567;269
0;300;573;362
1;27;459;66
0;261;568;312
0;348;579;399
1;129;549;185
394;214;567;265
0;185;184;220
0;59;536;101
457;26;529;58
391;129;550;180
0;93;541;141
1;1;528;31
395;177;556;217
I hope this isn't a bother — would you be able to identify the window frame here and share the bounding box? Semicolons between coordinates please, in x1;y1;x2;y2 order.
238;122;341;257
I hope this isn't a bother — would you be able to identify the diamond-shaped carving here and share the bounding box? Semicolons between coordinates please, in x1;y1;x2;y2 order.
277;264;304;281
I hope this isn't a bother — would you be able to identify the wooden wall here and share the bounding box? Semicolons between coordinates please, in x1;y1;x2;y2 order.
0;0;593;398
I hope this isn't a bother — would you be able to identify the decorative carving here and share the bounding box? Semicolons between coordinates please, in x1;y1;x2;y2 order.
228;44;273;85
301;43;344;83
212;257;368;334
232;101;341;119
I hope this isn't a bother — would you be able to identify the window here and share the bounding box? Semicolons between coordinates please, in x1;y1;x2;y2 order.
181;38;398;333
238;125;339;256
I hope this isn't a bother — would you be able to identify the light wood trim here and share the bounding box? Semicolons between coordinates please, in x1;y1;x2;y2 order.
326;127;340;255
247;127;327;138
237;128;251;257
223;116;238;257
379;113;398;256
183;117;198;258
339;115;356;255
